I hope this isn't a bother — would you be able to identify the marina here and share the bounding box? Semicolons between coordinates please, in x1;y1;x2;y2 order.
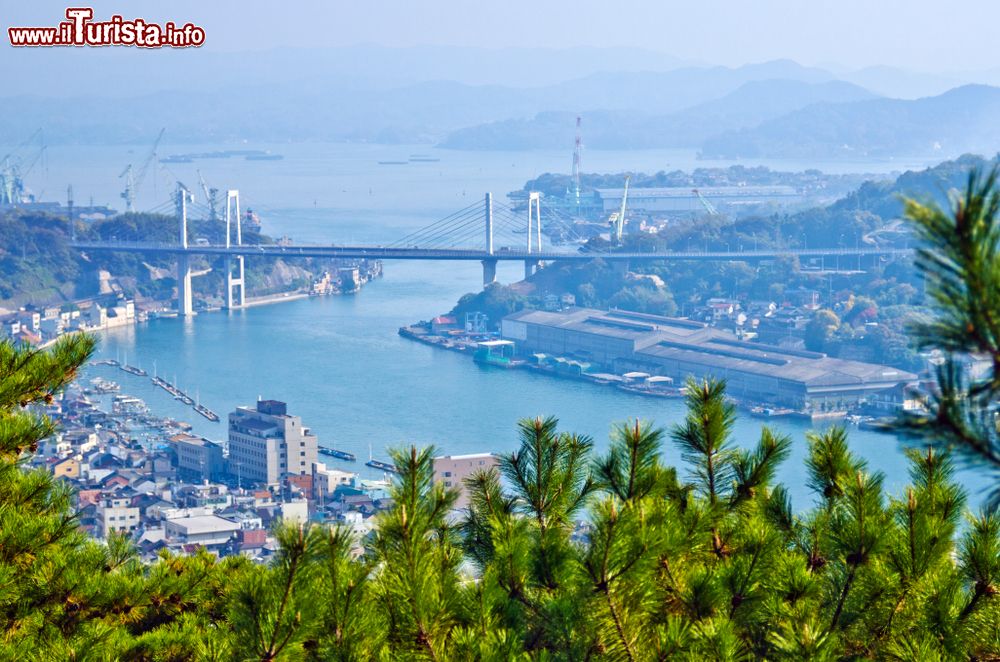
98;362;224;424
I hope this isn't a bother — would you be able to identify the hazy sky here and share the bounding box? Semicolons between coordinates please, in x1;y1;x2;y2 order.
1;0;998;73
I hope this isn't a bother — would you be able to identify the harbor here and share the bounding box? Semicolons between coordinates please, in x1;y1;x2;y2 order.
93;358;222;423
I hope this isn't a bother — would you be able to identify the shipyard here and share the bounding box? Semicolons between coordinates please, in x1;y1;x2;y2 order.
400;302;925;422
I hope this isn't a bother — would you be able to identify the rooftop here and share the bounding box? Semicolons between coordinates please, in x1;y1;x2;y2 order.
505;307;917;389
166;514;241;535
594;185;799;199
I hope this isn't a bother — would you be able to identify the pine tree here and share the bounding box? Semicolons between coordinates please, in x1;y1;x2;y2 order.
902;166;1000;507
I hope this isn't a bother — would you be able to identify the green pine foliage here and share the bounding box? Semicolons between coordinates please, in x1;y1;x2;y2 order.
2;167;1000;658
902;166;1000;507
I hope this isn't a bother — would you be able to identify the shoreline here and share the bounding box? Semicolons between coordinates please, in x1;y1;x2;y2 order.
397;323;890;428
241;290;312;309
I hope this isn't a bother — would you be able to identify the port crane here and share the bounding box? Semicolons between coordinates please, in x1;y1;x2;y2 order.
608;174;630;243
692;188;719;216
197;170;220;221
0;128;46;205
119;128;165;213
571;116;583;210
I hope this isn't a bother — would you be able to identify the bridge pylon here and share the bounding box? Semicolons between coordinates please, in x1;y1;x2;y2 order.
524;192;542;280
224;189;245;310
485;192;493;256
482;193;497;288
175;186;195;316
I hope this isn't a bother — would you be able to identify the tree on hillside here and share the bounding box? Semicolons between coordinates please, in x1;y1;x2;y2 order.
805;309;840;352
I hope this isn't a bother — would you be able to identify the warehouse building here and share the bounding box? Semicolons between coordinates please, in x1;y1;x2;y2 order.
594;185;800;213
501;308;916;412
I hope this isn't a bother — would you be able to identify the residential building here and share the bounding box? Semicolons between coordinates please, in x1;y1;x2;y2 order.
227;399;318;486
170;433;225;481
97;494;140;538
433;453;498;509
313;462;357;502
165;515;241;548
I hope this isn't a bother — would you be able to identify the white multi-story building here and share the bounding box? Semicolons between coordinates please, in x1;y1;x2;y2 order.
313;462;357;502
97;494;140;538
227;400;318;486
433;453;498;510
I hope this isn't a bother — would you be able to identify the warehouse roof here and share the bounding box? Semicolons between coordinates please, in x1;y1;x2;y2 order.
594;186;799;199
504;307;916;389
165;515;241;535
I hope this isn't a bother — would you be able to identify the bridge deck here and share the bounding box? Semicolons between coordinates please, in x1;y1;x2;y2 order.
71;241;912;262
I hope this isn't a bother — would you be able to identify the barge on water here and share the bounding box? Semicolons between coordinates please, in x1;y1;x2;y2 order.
319;447;357;462
365;459;399;474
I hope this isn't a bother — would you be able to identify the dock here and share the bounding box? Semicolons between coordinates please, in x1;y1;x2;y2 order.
120;363;148;377
150;375;220;422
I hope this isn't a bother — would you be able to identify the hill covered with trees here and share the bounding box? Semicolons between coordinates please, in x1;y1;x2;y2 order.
0;209;339;309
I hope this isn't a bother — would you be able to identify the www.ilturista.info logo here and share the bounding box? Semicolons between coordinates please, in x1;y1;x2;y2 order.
7;8;205;48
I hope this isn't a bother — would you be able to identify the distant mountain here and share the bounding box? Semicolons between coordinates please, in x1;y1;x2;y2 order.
0;44;695;97
700;84;1000;159
440;78;876;150
0;59;843;145
837;65;966;99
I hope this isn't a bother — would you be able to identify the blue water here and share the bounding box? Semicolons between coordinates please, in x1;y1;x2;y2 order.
51;141;988;511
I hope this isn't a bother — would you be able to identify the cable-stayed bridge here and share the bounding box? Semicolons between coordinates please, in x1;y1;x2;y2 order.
72;189;912;316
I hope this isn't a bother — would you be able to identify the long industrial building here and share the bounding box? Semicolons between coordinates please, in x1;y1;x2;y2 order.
500;307;916;412
594;185;800;213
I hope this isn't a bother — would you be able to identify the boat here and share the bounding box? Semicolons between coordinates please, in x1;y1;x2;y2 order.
319;447;357;462
617;383;685;398
88;377;120;394
365;459;399;474
858;416;896;432
749;406;797;418
377;160;409;165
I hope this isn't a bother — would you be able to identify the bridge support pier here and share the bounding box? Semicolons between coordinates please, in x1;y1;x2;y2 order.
177;255;194;316
482;258;497;288
225;256;245;309
524;258;541;281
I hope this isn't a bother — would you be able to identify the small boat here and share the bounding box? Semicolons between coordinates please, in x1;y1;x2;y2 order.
749;406;796;418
